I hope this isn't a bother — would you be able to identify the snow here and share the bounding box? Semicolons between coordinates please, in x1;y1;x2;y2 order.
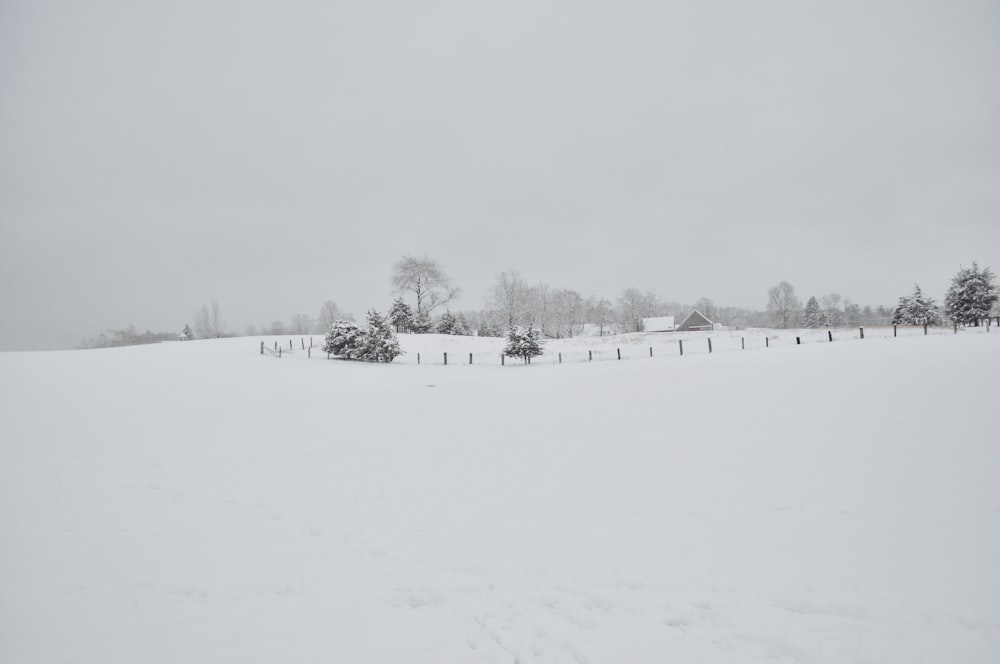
1;329;998;663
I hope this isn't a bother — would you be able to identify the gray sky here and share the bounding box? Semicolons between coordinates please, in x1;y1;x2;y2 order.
2;0;998;350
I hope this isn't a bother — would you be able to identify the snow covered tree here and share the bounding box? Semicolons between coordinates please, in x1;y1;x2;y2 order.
436;310;459;334
504;325;543;363
181;324;192;340
801;296;826;328
478;321;502;337
453;313;472;336
892;284;943;325
390;254;459;320
944;263;998;326
767;282;800;329
323;320;365;359
410;308;433;334
389;297;413;333
360;309;402;363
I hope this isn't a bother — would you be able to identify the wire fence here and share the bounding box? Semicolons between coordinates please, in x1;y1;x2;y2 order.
258;321;997;367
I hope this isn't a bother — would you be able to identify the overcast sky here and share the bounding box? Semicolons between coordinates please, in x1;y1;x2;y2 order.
1;0;997;350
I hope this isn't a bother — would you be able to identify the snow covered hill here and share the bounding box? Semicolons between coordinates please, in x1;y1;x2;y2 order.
1;330;998;663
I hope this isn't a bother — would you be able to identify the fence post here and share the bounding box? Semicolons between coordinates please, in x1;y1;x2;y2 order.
766;337;769;348
327;352;330;359
417;353;421;365
469;353;473;365
924;323;928;335
289;340;293;350
649;346;653;357
501;354;505;366
589;350;593;362
741;337;745;350
301;338;305;350
308;347;311;358
679;339;684;356
278;347;282;358
274;341;278;351
796;336;801;345
444;352;448;366
860;327;865;339
828;330;833;342
310;337;313;348
617;348;621;360
559;352;562;364
708;338;712;353
894;324;897;337
260;341;264;355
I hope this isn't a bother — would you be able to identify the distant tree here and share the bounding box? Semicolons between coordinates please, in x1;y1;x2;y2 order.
767;282;800;329
694;297;718;323
319;301;352;331
290;313;312;335
359;309;402;363
193;301;227;338
323;320;365;359
801;296;826;328
436;310;458;334
820;293;844;327
489;271;530;327
389;297;413;333
944;262;998;326
181;324;193;340
410;308;433;334
589;297;614;336
390;254;459;319
268;320;287;335
504;325;543;363
478;321;502;337
893;284;943;326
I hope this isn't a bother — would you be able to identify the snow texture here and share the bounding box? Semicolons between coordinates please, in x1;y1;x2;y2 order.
1;329;998;663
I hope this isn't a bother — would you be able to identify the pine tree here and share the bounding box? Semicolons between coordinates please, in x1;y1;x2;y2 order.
389;297;413;333
944;263;998;326
453;313;472;336
181;324;192;340
323;320;365;358
436;310;458;334
801;296;824;328
893;284;943;326
410;308;433;334
478;321;502;338
504;325;544;363
360;309;402;363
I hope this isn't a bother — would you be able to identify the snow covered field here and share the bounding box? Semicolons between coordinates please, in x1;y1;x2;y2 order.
1;329;998;663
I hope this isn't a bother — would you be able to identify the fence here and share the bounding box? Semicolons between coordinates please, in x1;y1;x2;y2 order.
259;321;995;366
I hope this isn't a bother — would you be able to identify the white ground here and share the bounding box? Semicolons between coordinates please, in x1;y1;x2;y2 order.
1;328;998;663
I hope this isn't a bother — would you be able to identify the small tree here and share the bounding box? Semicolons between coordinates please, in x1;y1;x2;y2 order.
767;282;800;329
801;296;826;328
323;320;365;359
410;308;433;334
389;297;413;333
504;325;543;364
436;310;459;334
944;263;998;326
181;324;193;340
360;309;402;363
892;284;943;325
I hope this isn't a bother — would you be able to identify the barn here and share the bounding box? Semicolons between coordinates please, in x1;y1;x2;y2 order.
641;316;675;332
676;310;714;332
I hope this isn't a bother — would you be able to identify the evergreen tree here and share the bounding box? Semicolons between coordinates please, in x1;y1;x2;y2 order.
360;309;402;363
504;325;544;363
893;284;943;325
453;313;472;336
388;297;413;333
945;263;998;326
801;296;824;328
323;320;365;359
478;321;502;338
436;310;458;334
181;324;192;340
410;308;433;334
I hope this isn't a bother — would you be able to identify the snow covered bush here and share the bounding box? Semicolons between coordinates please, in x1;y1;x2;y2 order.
892;284;943;326
322;312;402;363
323;320;366;359
504;325;543;363
944;263;997;326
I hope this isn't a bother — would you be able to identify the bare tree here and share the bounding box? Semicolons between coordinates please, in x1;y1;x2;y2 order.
820;293;844;327
767;282;801;329
390;255;459;316
489;271;530;327
289;313;312;335
193;301;226;338
588;297;614;336
318;301;352;332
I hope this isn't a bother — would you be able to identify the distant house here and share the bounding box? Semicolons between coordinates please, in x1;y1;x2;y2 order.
641;316;675;332
676;310;714;332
